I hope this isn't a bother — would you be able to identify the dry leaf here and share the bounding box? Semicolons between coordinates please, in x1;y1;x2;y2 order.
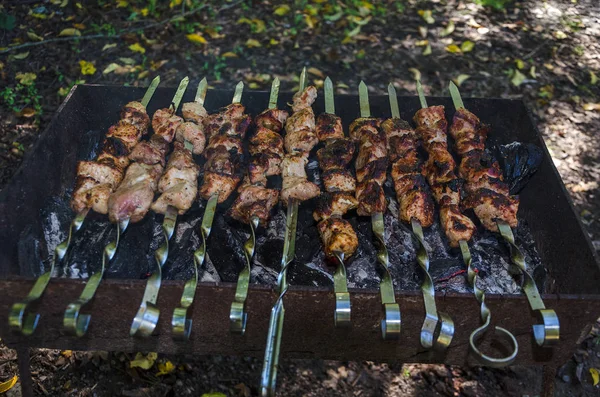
221;52;237;58
440;20;455;37
269;38;279;46
129;43;145;54
130;352;157;370
18;107;36;118
422;44;432;56
16;72;37;86
103;63;120;75
150;59;168;70
119;57;136;65
511;69;526;87
408;68;421;81
415;40;429;47
0;375;17;393
27;32;43;42
583;103;600;111
59;28;81;37
186;33;207;45
445;44;461;53
553;30;567;40
73;23;85;30
156;360;175;376
307;67;324;79
530;66;537;78
515;59;525;69
460;40;474;53
245;38;261;48
418;26;428;38
590;71;598;85
453;74;470;86
418;10;434;24
12;52;30;60
590;368;599;386
273;5;290;16
102;43;117;51
79;60;96;75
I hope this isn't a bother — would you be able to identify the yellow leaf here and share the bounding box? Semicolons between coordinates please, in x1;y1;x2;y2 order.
245;39;261;48
583;103;600;111
150;59;168;70
530;66;537;78
138;70;149;79
590;368;599;386
103;63;120;75
221;52;237;58
453;74;470;86
418;26;428;38
0;375;18;393
307;67;324;79
130;352;158;370
61;350;73;358
511;69;526;87
156;360;175;376
415;40;429;47
102;43;117;51
186;33;207;45
445;44;461;53
18;107;36;118
460;40;474;53
590;71;598;85
204;27;224;39
248;82;260;89
440;20;455;37
408;68;421;81
140;8;149;16
58;87;70;96
305;14;317;29
252;19;266;33
119;57;136;65
73;23;85;30
268;38;279;46
169;0;182;8
16;72;37;86
418;10;434;24
27;32;43;42
515;59;525;69
274;5;291;16
553;30;567;40
116;0;128;8
12;52;30;60
422;44;432;56
59;28;81;37
79;60;96;75
237;17;252;25
129;43;146;54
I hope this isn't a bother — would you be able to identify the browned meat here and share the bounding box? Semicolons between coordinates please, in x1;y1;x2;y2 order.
229;184;279;226
399;190;435;227
356;181;386;216
291;86;317;113
250;127;284;157
355;157;388;185
198;171;241;203
121;101;150;133
206;135;243;156
381;118;419;163
449;108;490;156
76;161;123;189
349;118;381;142
106;121;143;152
181;102;208;125
355;133;387;171
413;105;448;131
175;121;206;155
255;108;289;132
316;113;344;142
284;128;318;155
424;143;457;185
321;169;356;193
129;135;170;166
281;177;320;203
316;139;355;170
313;192;358;221
203;104;250;139
71;178;112;214
439;205;476;247
204;149;240;177
463;189;519;231
317;217;358;258
248;154;281;186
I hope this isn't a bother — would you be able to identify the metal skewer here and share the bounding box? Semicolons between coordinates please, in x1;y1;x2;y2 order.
360;81;401;340
230;78;280;334
448;81;560;347
171;77;209;340
127;77;191;338
323;76;352;327
413;81;454;350
261;68;307;397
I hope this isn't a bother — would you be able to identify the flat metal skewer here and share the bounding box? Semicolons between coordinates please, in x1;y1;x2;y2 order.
323;76;351;327
230;77;280;334
128;77;191;338
413;81;454;350
449;81;559;347
172;77;209;340
360;81;401;340
261;68;306;396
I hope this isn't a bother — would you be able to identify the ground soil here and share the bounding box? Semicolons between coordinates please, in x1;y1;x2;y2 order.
1;0;599;396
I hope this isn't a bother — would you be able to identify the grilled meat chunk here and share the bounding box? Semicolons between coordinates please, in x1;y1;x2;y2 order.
316;113;344;142
71;178;112;214
317;217;359;258
349;118;381;142
229;184;279;226
198;172;241;203
291;86;317;112
381;118;419;163
356;181;386;216
107;121;144;152
175;121;206;155
205;135;243;157
129;134;170;166
321;169;356;193
463;189;519;231
255;108;289;131
314;192;358;221
439;205;476;247
121;101;150;133
75;161;123;189
449;108;490;156
284;127;318;155
181;102;208;125
250;127;284;157
203;104;250;139
316;139;355;170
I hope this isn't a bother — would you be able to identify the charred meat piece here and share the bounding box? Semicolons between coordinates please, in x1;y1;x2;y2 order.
281;176;320;203
206;135;243;157
129;134;170;167
284;127;318;155
198;171;241;203
349;117;381;142
313;192;358;221
121;101;151;133
318;217;359;258
203;104;250;139
424;143;457;185
255;108;289;132
76;161;123;189
181;102;208;125
291;86;317;113
355;157;388;186
356;181;386;216
250;127;284;158
322;169;356;193
316;139;355;170
381;118;419;163
449;108;490;156
229;184;279;226
316;113;344;142
106;121;144;152
175;121;206;155
463;189;519;231
439;204;476;247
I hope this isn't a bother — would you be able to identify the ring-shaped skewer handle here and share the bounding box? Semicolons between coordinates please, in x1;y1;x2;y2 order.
371;212;401;340
411;219;454;350
230;215;259;334
63;217;129;336
332;250;351;327
10;209;89;335
130;206;177;338
497;221;560;346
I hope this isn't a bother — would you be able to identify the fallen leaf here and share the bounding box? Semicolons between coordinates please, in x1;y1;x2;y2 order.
221;52;237;58
73;23;85;30
58;28;81;37
511;69;526;86
415;40;429;47
103;63;120;75
590;71;598;85
591;368;599;386
515;59;525;69
453;74;470;86
169;0;182;8
16;72;37;86
128;43;146;54
553;30;567;39
102;43;117;51
408;68;421;81
248;82;260;89
119;57;136;65
418;10;434;24
418;26;428;38
460;40;474;53
268;38;279;46
273;5;290;16
58;87;70;96
0;375;17;393
307;67;324;79
12;51;30;60
130;352;157;370
186;33;207;45
117;0;128;7
445;44;461;53
422;44;432;56
17;107;36;118
530;66;537;78
439;20;455;37
79;60;96;75
150;60;168;70
583;103;600;111
27;32;43;41
156;360;175;376
245;38;261;48
251;19;266;33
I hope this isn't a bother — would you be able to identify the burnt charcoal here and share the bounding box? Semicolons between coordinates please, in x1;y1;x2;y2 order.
496;142;543;194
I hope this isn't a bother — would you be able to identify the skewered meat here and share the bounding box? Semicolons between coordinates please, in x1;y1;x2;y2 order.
321;169;356;193
381;118;419;163
181;102;208;125
121;101;151;133
449;108;489;156
291;85;317;112
349;118;381;142
229;184;279;226
316;113;344;141
129;135;170;167
203;104;250;139
152;142;199;215
175;121;206;155
152;109;183;143
198;172;241;203
204;149;240;177
255;108;289;131
313;193;358;221
317;218;359;258
206;135;243;157
316;139;355;170
355;181;386;216
284;127;318;154
71;179;112;214
106;121;144;152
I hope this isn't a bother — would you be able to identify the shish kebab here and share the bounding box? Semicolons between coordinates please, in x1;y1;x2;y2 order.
414;81;517;365
8;77;161;335
131;80;250;337
62;77;190;337
448;82;559;346
261;68;321;397
129;78;208;338
350;81;401;340
313;77;359;326
229;78;286;334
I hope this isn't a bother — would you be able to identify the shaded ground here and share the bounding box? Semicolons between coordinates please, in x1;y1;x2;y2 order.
1;0;599;396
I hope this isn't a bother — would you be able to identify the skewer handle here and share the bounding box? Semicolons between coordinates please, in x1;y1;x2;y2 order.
497;221;560;346
411;219;454;350
63;217;129;336
9;209;89;335
460;240;518;366
371;213;401;340
332;251;351;327
230;216;259;334
130;206;177;338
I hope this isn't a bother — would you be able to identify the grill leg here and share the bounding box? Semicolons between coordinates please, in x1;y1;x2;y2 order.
17;347;34;397
541;365;557;397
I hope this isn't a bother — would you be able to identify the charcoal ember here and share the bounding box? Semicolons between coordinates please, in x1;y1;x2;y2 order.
496;142;543;195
